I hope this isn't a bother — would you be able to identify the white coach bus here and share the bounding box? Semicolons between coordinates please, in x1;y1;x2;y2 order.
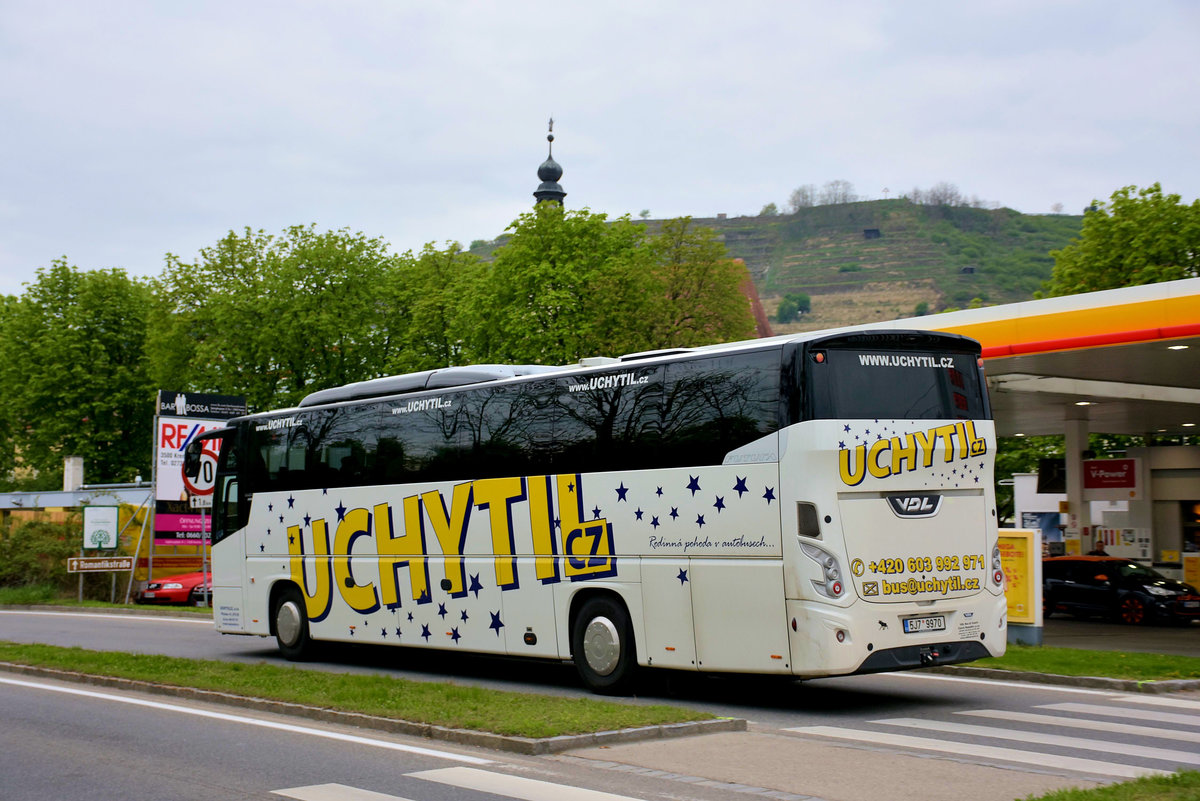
187;329;1006;693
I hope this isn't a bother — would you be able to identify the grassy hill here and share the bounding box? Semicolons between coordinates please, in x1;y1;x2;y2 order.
468;199;1083;334
686;199;1082;332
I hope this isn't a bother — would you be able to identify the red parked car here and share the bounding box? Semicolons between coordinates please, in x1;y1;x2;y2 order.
137;571;211;605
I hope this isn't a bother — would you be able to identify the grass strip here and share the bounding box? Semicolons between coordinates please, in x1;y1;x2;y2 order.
1021;770;1200;800
972;644;1200;682
0;641;712;739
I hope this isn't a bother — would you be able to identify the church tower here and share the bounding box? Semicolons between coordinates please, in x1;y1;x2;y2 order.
532;117;566;205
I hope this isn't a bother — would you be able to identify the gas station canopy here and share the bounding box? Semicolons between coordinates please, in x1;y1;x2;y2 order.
878;278;1200;438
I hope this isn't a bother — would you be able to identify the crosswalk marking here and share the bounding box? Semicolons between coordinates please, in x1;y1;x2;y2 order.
876;717;1200;765
410;767;647;801
784;726;1169;779
1115;695;1200;712
960;708;1200;743
1039;702;1200;728
274;784;414;801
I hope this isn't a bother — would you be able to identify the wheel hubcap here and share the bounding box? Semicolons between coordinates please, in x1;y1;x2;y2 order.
277;600;303;646
582;616;620;676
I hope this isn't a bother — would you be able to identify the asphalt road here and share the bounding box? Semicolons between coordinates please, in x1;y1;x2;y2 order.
2;609;1199;801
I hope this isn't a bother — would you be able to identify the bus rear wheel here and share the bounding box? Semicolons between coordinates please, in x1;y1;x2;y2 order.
572;596;636;694
273;586;314;660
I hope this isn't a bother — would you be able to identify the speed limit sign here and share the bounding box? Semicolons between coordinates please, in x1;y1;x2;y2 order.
182;448;218;499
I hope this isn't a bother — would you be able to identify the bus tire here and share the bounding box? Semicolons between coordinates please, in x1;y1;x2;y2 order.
572;596;636;694
273;586;314;661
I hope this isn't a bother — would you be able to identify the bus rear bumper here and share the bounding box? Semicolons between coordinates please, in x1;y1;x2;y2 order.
785;597;1006;678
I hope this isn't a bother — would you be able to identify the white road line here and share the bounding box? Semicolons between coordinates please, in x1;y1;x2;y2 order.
0;675;491;765
785;726;1168;779
888;670;1141;696
876;717;1200;765
274;784;415;801
1115;695;1200;712
0;610;214;625
961;709;1200;743
411;767;646;801
1039;702;1200;728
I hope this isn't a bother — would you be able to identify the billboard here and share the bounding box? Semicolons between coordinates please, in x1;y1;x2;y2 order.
154;391;246;545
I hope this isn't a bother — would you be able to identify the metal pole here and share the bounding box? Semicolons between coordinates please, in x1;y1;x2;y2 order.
200;504;209;608
124;493;151;604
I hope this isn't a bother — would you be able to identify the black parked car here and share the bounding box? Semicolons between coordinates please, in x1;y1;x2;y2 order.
1043;556;1200;625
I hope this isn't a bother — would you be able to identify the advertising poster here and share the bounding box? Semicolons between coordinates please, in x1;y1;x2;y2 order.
999;529;1037;624
154;391;247;545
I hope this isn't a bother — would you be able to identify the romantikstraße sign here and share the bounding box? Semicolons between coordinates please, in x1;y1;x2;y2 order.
68;556;135;573
154;391;247;546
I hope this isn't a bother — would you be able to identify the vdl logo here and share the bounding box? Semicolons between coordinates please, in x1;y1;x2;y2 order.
887;493;942;518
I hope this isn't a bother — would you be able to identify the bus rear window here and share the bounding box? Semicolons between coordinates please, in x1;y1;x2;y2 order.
808;347;988;421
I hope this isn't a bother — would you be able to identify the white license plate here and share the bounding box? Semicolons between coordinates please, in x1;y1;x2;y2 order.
1183;601;1199;609
903;615;946;633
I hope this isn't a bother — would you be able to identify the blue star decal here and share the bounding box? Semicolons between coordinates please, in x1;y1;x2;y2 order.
287;495;296;508
733;477;749;497
839;441;846;449
421;624;432;641
381;628;388;638
460;609;469;622
635;508;644;521
713;496;726;513
592;506;602;520
395;627;402;638
656;486;664;497
259;543;265;552
651;516;660;529
616;483;629;501
268;503;274;512
288;533;295;545
335;502;347;522
279;515;285;524
489;611;504;636
677;568;688;585
696;514;706;528
407;612;413;622
468;573;483;599
450;627;461;643
437;602;448;618
844;424;851;433
303;513;311;527
568;481;575;493
687;475;701;496
670;507;679;520
348;627;355;636
763;487;776;504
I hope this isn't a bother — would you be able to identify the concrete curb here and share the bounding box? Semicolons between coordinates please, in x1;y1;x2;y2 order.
0;662;745;755
927;664;1200;693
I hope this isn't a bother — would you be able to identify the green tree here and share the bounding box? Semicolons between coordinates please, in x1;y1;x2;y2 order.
759;202;779;217
0;260;155;486
1044;183;1200;296
646;217;755;347
387;242;483;373
775;292;811;324
150;225;405;410
464;204;659;364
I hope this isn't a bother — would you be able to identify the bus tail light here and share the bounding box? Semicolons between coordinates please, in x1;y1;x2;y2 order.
990;544;1004;588
800;542;846;599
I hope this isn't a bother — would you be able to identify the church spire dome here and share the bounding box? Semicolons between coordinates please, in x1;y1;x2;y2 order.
533;117;566;205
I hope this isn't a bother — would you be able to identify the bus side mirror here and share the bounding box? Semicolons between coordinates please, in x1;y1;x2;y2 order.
183;440;204;480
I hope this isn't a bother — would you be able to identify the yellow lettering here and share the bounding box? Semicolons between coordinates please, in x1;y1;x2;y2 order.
839;445;867;486
288;520;332;621
867;438;892;479
527;475;560;583
421;483;474;597
891;432;919;475
374;495;430;606
914;428;938;468
333;507;379;614
474;476;525;589
934;424;958;463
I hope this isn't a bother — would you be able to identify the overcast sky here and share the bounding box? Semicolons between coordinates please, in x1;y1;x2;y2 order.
1;1;1197;296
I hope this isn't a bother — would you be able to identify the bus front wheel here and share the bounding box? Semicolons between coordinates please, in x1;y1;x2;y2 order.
572;596;635;694
273;586;314;661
